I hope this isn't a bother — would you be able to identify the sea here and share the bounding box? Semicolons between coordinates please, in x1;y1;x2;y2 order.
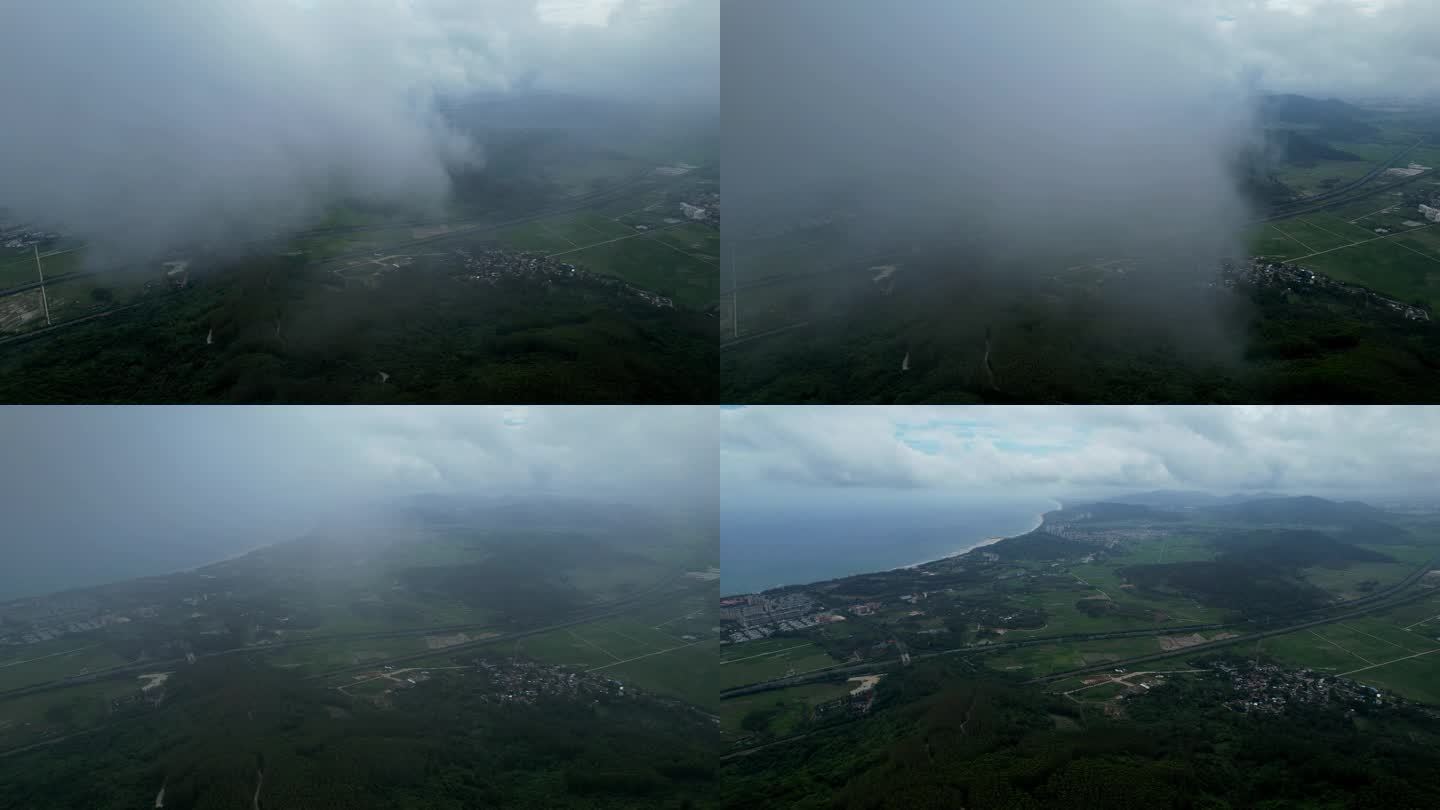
721;491;1059;596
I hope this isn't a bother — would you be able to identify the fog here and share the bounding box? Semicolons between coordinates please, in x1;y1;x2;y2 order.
0;0;717;263
0;405;717;599
724;0;1271;359
1214;0;1440;101
726;0;1256;251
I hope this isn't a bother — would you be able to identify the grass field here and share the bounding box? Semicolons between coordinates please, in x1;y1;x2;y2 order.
1274;162;1371;197
0;248;86;290
1255;589;1440;705
493;205;718;309
0;641;128;693
650;223;720;261
719;638;839;689
983;636;1172;677
0;678;140;752
498;211;636;254
558;227;718;309
260;635;429;674
1249;204;1440;309
1269;219;1357;252
1300;560;1416;598
1069;680;1128;702
516;612;716;709
719;681;853;736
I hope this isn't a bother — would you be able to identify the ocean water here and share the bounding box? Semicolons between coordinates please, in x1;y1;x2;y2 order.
721;491;1058;596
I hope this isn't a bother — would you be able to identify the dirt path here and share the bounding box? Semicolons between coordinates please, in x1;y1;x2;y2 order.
253;769;263;810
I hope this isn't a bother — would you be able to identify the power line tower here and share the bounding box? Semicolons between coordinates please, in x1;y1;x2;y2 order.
33;244;52;326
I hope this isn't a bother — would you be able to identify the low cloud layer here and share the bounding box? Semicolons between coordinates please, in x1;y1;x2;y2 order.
722;405;1440;499
725;0;1258;263
0;405;716;598
0;0;716;262
1214;0;1440;100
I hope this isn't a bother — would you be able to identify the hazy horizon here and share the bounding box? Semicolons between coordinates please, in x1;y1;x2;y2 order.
0;406;717;601
0;0;718;264
721;405;1440;590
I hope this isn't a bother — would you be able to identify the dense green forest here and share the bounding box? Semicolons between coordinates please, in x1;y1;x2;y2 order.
0;659;717;810
721;262;1440;403
721;661;1440;809
0;254;716;403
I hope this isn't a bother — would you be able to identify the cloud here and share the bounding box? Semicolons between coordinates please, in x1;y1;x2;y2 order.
0;405;716;597
723;0;1263;362
0;0;715;261
722;405;1440;498
1207;0;1440;99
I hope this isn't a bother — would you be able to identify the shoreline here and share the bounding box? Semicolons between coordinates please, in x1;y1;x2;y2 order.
895;502;1057;572
726;500;1062;596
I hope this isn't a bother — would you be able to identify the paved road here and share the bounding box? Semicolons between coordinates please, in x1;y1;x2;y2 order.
1265;137;1426;216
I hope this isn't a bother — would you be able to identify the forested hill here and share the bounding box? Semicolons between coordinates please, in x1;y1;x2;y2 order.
721;661;1440;809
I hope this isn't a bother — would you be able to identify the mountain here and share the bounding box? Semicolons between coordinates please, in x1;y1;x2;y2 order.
1265;129;1364;166
1213;528;1394;568
1259;93;1379;141
1071;502;1183;522
1209;495;1387;524
1103;490;1278;510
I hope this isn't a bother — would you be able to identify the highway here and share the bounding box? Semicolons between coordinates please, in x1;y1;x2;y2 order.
1263;136;1426;217
1253;160;1434;224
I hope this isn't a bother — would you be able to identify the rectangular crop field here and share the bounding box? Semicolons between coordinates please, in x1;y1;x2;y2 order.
719;638;839;689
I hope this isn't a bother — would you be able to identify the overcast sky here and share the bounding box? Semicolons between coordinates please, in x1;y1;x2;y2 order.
0;406;715;599
721;405;1440;503
1211;0;1440;100
0;0;715;261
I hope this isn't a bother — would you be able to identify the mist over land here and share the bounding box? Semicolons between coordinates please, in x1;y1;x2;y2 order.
722;0;1440;402
0;0;718;264
0;406;717;599
726;1;1259;299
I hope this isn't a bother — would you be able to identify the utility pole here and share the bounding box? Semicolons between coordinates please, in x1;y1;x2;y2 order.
33;243;51;326
730;247;739;338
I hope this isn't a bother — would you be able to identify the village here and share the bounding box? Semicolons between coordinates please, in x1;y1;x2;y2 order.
1214;661;1396;715
1219;256;1431;322
453;246;675;308
336;655;636;709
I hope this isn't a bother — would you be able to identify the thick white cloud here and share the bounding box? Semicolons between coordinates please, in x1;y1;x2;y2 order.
0;406;716;597
0;0;716;260
722;406;1440;498
1212;0;1440;99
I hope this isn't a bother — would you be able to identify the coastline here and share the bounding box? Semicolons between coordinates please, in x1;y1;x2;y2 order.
895;500;1059;571
727;499;1062;596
